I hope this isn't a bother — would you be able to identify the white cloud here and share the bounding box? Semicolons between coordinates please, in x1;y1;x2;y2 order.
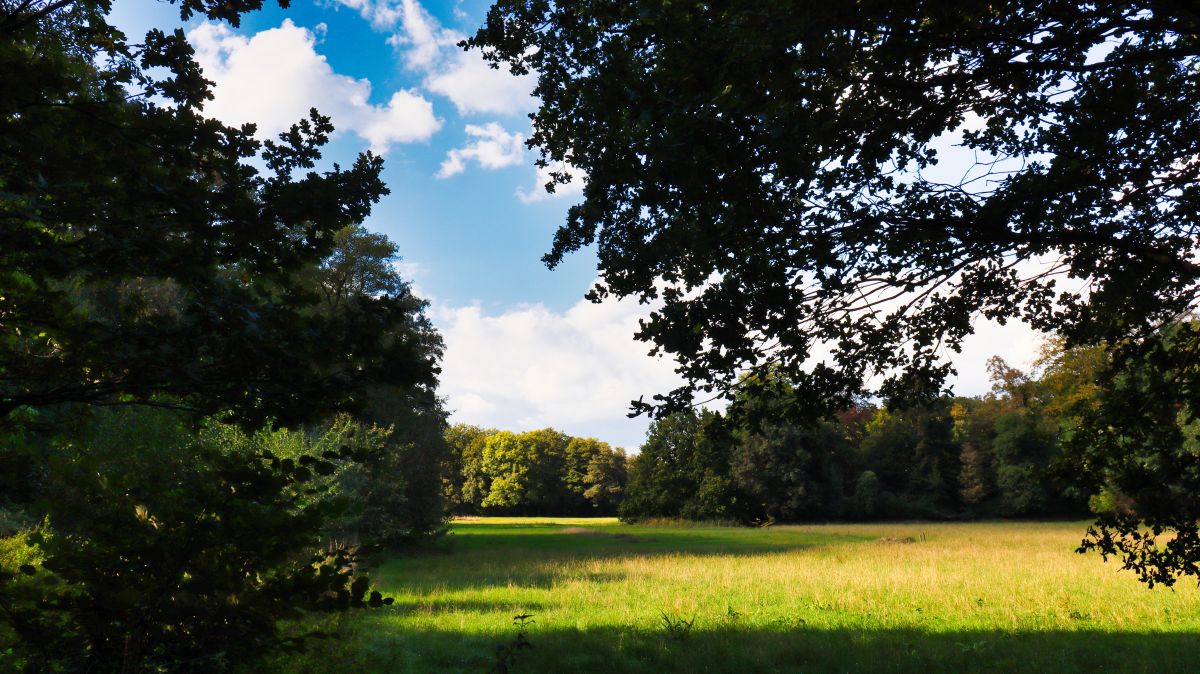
423;54;534;116
437;123;525;178
393;259;425;281
328;0;401;30
516;162;587;203
433;294;683;449
386;0;450;70
948;318;1047;395
432;284;1048;449
334;0;536;116
188;19;441;154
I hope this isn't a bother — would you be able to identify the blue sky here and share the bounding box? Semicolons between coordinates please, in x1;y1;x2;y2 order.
113;0;596;310
110;0;1048;449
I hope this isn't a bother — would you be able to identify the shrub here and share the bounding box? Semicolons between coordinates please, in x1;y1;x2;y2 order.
0;408;391;672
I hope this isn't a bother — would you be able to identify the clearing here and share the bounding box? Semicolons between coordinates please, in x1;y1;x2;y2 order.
273;518;1200;673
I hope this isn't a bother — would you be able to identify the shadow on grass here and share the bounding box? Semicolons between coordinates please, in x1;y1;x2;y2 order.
388;598;551;616
373;526;847;592
270;525;1200;673
443;524;863;558
279;623;1200;674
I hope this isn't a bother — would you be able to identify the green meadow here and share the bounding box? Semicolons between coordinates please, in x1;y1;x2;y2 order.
273;518;1200;673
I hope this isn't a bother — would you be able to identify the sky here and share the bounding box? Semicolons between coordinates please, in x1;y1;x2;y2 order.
110;0;1048;449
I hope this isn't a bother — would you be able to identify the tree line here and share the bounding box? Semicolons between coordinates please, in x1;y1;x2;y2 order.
440;340;1113;525
443;427;628;516
620;344;1099;524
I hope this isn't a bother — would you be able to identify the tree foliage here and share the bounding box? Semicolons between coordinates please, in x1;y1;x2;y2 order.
470;0;1200;412
317;224;450;545
1066;324;1200;587
620;410;749;522
620;349;1091;524
444;425;629;516
0;0;447;667
0;408;393;672
470;0;1200;583
1;0;437;427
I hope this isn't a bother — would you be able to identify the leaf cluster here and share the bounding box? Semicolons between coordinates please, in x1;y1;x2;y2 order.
469;0;1200;421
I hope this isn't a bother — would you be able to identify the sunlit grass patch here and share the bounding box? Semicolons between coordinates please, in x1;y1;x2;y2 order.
268;519;1200;673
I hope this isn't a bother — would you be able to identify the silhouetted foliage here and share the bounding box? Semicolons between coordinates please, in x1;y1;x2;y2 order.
619;349;1091;524
491;613;535;674
318;225;450;546
1067;324;1200;587
1;0;437;427
621;410;750;523
469;0;1200;582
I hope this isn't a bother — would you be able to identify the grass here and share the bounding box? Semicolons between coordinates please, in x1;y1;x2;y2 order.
270;518;1200;673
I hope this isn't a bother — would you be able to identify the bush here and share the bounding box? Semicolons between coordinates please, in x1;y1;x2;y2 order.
0;408;391;672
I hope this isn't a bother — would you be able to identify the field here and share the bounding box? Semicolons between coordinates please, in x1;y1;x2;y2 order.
274;518;1200;673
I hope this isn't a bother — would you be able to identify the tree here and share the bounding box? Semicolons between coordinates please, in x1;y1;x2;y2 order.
441;426;628;515
1064;324;1200;587
858;403;961;517
620;410;748;522
345;384;450;545
477;429;571;514
1034;338;1108;427
726;372;852;521
444;424;495;513
315;225;450;545
952;399;1000;510
563;437;628;514
517;428;573;512
730;419;847;522
991;411;1057;515
470;1;1200;582
581;446;628;514
2;0;437;428
1;0;438;666
981;352;1087;516
470;0;1200;413
319;225;413;312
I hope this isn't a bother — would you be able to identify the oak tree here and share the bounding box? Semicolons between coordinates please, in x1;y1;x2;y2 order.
469;0;1200;581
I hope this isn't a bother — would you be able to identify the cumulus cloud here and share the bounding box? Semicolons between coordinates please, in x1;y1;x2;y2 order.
423;55;534;117
516;162;587;203
433;295;684;449
328;0;401;30
188;19;441;153
437;123;525;178
334;0;536;116
431;289;1047;450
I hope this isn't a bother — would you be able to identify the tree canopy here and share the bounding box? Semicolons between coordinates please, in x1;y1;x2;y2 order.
469;0;1200;413
1;0;437;427
618;345;1097;525
443;424;629;516
0;0;444;668
469;0;1200;582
